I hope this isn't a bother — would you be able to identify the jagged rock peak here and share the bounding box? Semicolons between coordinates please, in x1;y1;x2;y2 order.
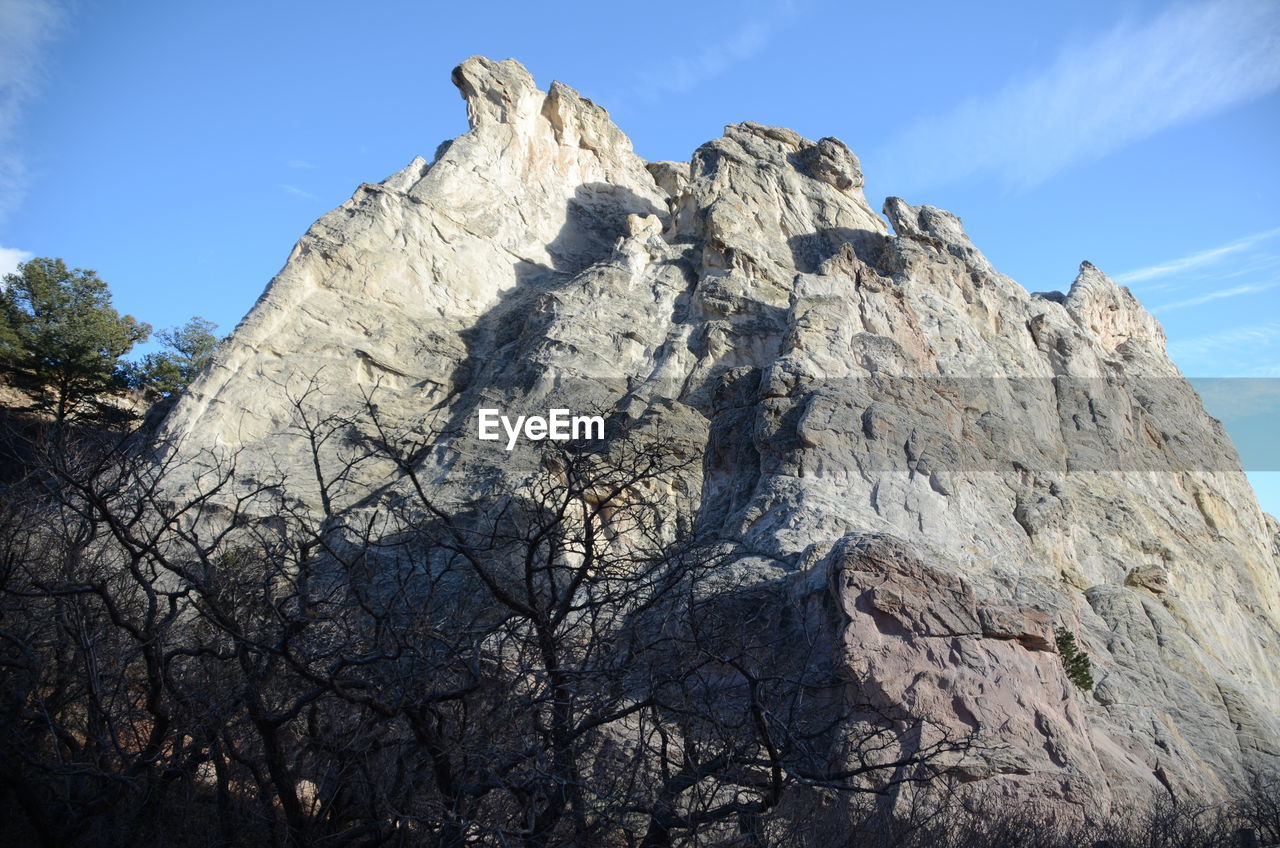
1064;260;1167;353
159;56;1280;818
883;195;996;274
450;56;638;159
451;56;540;128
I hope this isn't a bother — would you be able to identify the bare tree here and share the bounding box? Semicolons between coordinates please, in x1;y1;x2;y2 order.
1;394;977;848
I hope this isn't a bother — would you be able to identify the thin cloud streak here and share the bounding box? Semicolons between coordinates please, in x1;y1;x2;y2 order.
278;184;318;200
1154;281;1278;312
287;159;317;169
634;1;795;98
0;0;67;222
1169;322;1280;359
880;0;1280;191
1117;228;1280;284
1169;323;1280;377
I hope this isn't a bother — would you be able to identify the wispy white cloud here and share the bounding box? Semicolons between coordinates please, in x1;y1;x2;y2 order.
287;159;317;169
1170;322;1280;359
1154;281;1278;312
1166;316;1280;378
0;0;67;223
881;0;1280;190
278;184;318;200
1116;228;1280;284
634;1;796;98
0;244;32;276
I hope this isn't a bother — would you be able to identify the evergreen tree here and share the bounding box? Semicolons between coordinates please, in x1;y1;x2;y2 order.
132;316;220;397
1055;626;1094;691
0;257;149;424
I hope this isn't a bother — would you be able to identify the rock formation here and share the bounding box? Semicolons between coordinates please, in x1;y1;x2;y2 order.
159;57;1280;817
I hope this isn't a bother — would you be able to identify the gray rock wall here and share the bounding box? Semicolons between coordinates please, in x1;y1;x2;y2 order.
160;57;1280;818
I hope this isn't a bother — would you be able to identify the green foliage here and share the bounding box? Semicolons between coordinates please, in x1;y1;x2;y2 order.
1055;626;1094;692
130;316;220;397
0;257;149;423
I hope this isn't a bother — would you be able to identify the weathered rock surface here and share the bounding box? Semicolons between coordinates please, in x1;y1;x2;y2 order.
160;57;1280;818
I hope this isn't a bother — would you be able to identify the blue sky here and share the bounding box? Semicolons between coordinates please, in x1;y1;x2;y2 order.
0;0;1277;512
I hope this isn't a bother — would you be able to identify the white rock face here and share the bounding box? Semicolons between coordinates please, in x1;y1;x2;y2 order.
160;57;1280;817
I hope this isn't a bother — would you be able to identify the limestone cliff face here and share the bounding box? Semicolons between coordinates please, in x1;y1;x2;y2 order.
160;57;1280;815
